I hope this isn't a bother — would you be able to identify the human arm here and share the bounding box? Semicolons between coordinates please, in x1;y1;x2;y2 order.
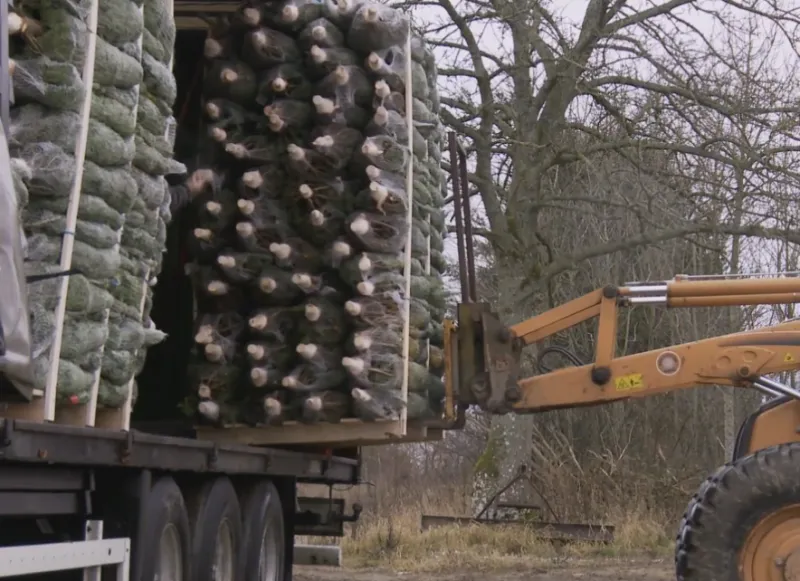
169;169;215;214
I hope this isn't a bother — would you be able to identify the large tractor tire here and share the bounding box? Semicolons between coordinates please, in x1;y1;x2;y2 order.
676;443;800;580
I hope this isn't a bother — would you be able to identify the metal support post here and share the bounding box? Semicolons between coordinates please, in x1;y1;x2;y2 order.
0;0;13;140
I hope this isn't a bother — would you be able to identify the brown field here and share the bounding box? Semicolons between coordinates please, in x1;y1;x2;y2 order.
292;425;697;581
294;559;672;581
295;504;676;581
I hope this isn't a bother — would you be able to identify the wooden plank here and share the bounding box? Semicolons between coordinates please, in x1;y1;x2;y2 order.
173;1;237;13
2;400;447;448
175;16;207;29
0;399;114;427
94;408;127;430
1;401;448;448
195;419;405;446
29;403;122;428
0;397;45;422
419;515;615;544
54;405;88;426
340;427;444;448
194;418;427;447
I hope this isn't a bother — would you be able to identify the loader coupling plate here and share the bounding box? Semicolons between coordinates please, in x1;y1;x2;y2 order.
455;303;522;414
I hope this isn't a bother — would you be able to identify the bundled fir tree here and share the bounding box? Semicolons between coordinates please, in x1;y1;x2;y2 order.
184;0;447;427
8;0;177;411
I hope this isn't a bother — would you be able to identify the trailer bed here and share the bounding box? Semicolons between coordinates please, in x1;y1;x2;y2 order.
0;418;359;483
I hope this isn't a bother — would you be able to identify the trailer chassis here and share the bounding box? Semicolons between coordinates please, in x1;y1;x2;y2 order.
0;419;361;581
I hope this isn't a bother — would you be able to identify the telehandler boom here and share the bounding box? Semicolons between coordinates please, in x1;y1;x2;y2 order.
445;135;800;581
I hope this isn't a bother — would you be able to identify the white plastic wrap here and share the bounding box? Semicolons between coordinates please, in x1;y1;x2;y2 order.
0;120;35;399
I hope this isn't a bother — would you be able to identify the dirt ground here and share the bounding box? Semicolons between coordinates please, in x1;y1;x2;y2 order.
294;559;673;581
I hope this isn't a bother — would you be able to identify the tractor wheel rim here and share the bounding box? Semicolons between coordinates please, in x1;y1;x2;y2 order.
213;519;234;581
158;524;183;581
257;519;280;581
740;503;800;581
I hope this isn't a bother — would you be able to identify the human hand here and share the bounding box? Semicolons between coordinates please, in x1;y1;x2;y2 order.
186;169;215;194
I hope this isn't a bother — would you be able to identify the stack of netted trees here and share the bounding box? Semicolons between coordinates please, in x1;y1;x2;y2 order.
117;0;183;406
188;0;448;428
7;0;178;414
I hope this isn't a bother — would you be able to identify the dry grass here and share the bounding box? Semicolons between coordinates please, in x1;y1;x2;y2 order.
298;504;673;572
294;441;697;573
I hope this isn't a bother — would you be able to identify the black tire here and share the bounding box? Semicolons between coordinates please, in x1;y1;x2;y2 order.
239;480;286;581
186;476;244;581
138;476;192;581
675;443;800;580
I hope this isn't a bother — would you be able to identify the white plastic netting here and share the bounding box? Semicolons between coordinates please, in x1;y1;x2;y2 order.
186;0;448;427
9;0;179;408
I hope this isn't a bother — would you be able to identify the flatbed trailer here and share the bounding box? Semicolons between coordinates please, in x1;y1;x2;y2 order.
0;0;457;578
0;416;362;581
0;9;367;577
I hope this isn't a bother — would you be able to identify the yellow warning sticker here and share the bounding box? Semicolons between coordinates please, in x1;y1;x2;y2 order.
785;353;796;363
615;373;644;392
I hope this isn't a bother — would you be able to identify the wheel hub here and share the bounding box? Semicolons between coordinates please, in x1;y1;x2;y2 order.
213;519;234;581
784;550;800;581
258;518;280;581
157;524;183;581
740;504;800;581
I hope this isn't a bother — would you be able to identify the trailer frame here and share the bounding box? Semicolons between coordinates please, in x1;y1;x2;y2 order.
0;419;360;483
0;419;361;581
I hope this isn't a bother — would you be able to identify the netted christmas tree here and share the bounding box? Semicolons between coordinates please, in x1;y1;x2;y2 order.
7;0;178;412
186;0;448;427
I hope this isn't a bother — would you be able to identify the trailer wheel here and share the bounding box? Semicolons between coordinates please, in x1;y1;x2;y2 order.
187;476;243;581
239;481;285;581
139;476;191;581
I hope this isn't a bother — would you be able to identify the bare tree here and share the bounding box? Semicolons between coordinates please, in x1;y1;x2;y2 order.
404;0;800;287
392;0;800;512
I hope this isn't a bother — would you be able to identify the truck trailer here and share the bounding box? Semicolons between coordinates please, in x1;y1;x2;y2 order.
0;0;454;579
0;106;385;581
8;1;800;580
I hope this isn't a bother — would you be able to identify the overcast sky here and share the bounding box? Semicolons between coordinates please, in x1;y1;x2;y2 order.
405;0;800;298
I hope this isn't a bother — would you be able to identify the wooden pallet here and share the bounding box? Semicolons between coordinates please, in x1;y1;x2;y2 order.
0;397;132;430
195;419;444;448
0;398;446;448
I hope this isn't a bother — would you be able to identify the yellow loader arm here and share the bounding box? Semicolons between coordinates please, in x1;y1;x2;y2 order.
447;275;800;416
443;275;800;581
442;134;800;580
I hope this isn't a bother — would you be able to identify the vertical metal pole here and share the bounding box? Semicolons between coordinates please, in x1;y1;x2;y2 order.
83;520;103;581
116;541;131;581
0;0;12;140
448;132;470;303
457;144;477;301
